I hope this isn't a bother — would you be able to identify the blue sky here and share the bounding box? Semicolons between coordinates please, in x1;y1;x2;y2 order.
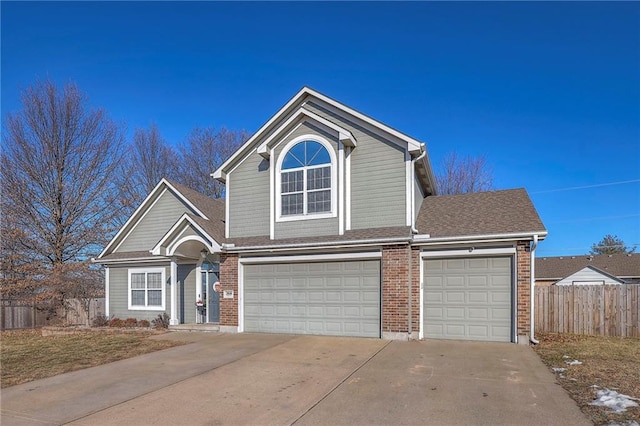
2;1;639;256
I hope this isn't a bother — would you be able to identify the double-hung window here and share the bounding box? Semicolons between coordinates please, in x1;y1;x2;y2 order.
128;268;165;310
280;140;332;217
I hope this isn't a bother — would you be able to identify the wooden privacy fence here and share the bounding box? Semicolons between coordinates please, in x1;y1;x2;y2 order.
1;298;105;330
534;285;639;337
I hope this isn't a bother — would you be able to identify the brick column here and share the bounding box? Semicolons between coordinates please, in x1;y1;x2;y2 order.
382;244;411;339
516;241;531;339
410;246;421;337
219;252;239;329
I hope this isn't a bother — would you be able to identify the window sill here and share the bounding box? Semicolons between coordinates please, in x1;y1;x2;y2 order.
127;306;166;311
276;212;336;222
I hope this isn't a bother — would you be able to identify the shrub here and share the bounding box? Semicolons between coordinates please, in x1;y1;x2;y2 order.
138;319;150;328
124;318;139;328
152;313;170;329
108;318;125;328
92;314;110;327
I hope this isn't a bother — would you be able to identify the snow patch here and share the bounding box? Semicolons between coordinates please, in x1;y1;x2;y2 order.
552;367;567;373
607;421;640;426
589;389;639;413
565;359;582;366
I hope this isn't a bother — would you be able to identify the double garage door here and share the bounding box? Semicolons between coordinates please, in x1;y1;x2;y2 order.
242;255;513;342
423;257;513;342
244;260;380;338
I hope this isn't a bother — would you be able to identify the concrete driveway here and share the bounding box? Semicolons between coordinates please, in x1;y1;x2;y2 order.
1;332;591;426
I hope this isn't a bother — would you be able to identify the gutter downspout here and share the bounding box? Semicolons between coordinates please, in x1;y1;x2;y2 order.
408;245;413;340
408;148;427;338
410;149;427;234
530;234;539;344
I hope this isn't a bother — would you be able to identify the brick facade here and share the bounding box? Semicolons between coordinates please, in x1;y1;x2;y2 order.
381;244;420;338
516;240;532;338
219;253;238;326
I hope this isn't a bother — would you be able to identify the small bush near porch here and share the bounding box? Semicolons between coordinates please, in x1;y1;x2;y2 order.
0;329;183;388
534;332;640;425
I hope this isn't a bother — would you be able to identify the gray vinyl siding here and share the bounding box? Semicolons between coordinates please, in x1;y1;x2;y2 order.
116;190;192;252
178;264;197;323
273;122;339;239
304;102;407;229
414;174;425;226
228;150;270;238
108;264;171;322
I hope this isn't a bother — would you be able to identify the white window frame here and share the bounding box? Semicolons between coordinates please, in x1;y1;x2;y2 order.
275;135;337;222
128;267;166;311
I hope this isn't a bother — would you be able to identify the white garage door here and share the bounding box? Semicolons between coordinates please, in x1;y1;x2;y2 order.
244;260;380;338
423;257;512;342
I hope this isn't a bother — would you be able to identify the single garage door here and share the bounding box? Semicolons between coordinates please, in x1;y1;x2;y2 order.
423;257;512;342
244;260;380;338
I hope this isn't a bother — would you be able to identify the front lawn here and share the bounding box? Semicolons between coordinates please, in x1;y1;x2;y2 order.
533;332;640;425
0;329;183;388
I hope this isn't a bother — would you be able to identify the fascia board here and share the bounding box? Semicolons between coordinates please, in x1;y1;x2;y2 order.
99;179;169;258
413;231;549;245
224;236;412;253
152;214;222;255
212;87;310;179
304;87;423;153
163;181;209;220
92;256;169;265
255;107;356;159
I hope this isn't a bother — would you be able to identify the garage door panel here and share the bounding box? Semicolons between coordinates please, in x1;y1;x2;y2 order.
491;292;511;304
468;275;488;286
468;292;489;303
445;291;465;303
244;260;380;338
424;257;512;342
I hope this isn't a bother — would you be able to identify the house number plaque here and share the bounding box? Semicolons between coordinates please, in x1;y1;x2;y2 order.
223;290;234;299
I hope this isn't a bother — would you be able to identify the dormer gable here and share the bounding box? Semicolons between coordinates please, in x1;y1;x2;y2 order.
98;179;219;258
212;88;437;241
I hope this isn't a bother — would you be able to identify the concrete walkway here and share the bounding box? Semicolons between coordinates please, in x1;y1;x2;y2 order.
1;333;591;426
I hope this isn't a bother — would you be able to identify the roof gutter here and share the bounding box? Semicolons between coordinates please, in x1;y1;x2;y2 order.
222;236;412;253
413;231;548;245
91;256;170;265
530;234;540;344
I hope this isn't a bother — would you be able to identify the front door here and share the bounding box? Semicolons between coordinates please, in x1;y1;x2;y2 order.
201;261;220;323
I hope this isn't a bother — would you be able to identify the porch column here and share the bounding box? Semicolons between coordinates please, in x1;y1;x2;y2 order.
170;257;178;325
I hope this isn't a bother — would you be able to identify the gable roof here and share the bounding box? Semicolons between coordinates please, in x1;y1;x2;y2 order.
415;188;547;240
164;180;226;243
536;253;640;280
554;265;627;285
212;87;436;194
97;179;225;259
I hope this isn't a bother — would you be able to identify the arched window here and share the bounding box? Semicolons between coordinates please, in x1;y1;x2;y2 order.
280;140;332;216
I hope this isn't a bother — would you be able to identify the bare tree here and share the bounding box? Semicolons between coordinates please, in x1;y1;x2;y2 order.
436;152;494;195
177;127;248;198
116;124;179;220
590;234;636;255
1;79;124;314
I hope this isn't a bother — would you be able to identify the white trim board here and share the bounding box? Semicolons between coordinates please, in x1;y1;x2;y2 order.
239;251;382;265
421;247;516;258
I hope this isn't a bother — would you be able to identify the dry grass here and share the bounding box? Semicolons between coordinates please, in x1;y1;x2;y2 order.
0;329;183;388
534;332;640;425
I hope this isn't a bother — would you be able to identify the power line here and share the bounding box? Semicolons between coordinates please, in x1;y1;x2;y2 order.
531;179;640;194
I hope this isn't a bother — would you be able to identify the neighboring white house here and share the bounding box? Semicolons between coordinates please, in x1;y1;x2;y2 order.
555;265;626;286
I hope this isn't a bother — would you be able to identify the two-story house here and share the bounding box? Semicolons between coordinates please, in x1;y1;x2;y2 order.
95;87;547;343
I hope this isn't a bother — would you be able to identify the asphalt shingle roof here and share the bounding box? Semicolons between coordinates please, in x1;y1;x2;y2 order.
415;188;546;238
536;253;640;280
166;180;226;243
